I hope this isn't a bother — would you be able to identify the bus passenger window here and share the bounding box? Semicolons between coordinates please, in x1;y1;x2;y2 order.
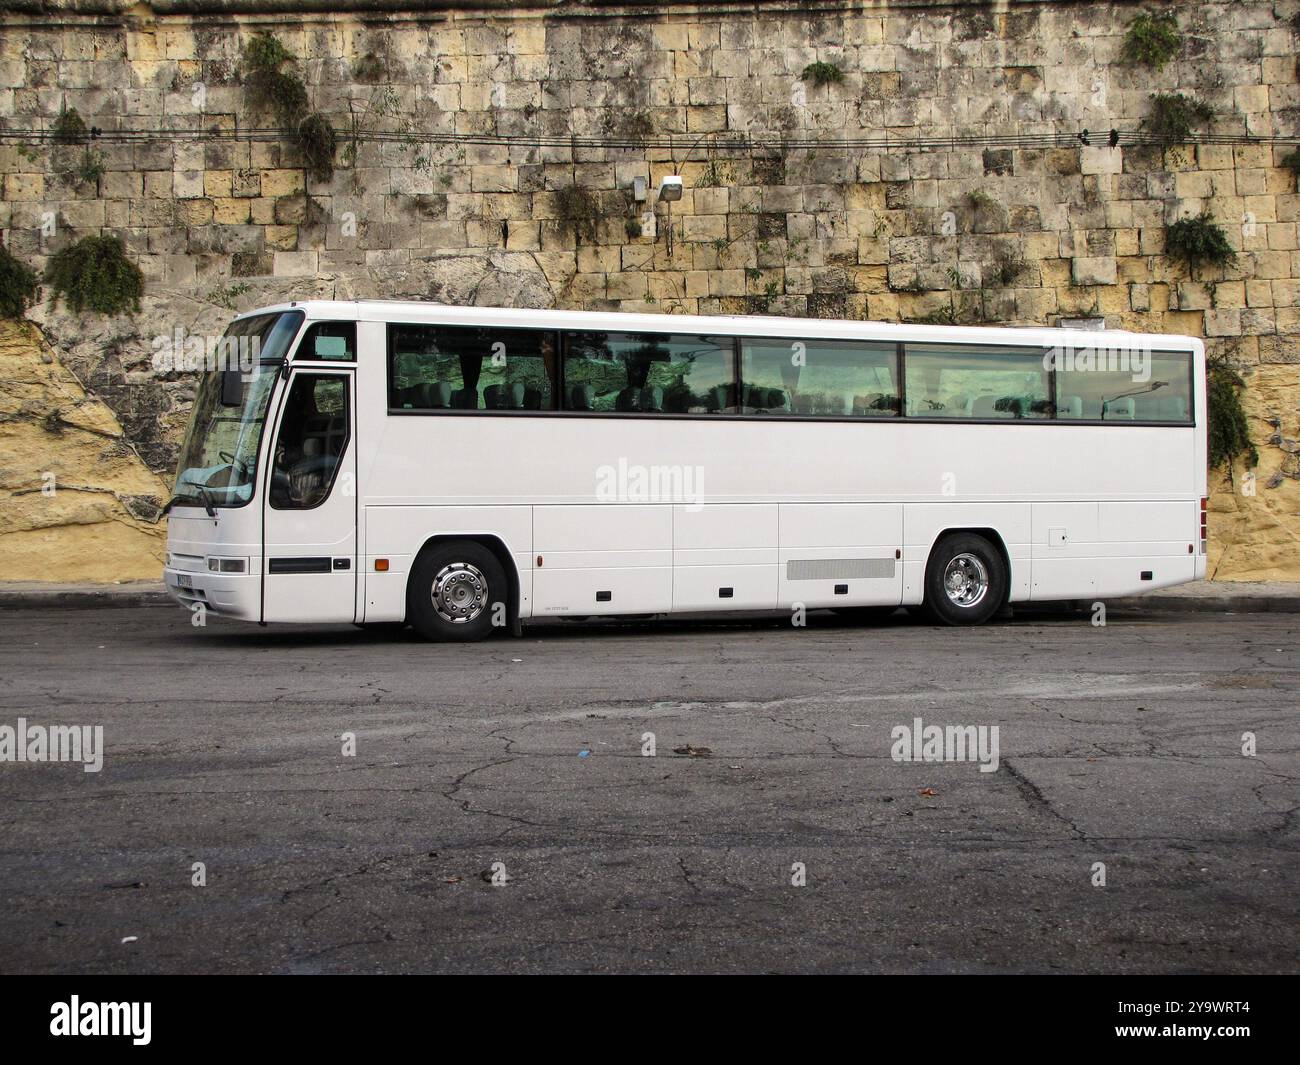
562;332;736;414
904;345;1051;419
270;375;350;510
1056;352;1193;422
740;339;899;416
387;324;556;411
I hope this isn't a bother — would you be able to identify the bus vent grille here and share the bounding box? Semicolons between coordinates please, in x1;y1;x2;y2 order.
786;558;896;581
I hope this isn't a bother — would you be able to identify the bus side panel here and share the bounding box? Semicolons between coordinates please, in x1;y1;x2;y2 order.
672;504;777;612
902;504;1032;605
361;505;533;623
532;504;672;616
777;503;903;609
1094;500;1198;596
1029;502;1099;601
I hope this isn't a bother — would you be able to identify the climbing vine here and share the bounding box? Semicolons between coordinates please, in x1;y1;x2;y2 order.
0;244;38;318
1206;355;1257;469
242;31;337;181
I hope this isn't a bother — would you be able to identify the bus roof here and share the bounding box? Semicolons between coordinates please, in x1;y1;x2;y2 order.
234;300;1203;354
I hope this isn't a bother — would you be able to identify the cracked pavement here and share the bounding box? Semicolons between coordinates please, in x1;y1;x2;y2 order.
0;604;1296;973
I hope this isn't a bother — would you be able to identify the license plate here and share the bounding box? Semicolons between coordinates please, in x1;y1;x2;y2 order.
175;574;192;589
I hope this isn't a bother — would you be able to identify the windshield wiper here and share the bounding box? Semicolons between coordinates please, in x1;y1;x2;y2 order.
167;481;218;518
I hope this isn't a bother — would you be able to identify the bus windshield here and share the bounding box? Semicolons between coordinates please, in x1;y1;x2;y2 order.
171;311;303;509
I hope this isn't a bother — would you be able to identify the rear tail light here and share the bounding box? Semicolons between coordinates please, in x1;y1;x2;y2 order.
1199;497;1208;554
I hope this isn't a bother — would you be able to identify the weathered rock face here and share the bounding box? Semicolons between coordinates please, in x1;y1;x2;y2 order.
1207;364;1300;581
0;320;168;582
0;0;1297;581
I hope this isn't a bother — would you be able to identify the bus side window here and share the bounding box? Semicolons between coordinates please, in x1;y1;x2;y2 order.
387;324;556;411
740;338;899;417
904;344;1051;419
562;331;736;414
1056;352;1193;422
270;374;351;510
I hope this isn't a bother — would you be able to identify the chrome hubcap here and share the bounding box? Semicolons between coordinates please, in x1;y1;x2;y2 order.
431;562;488;623
943;553;988;608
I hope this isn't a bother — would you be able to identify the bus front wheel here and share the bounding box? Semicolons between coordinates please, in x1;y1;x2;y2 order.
408;541;508;642
923;533;1006;626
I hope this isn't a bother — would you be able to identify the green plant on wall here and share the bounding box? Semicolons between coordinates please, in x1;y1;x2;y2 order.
206;281;252;310
51;104;88;144
343;85;401;171
0;244;39;319
801;62;844;88
62;146;104;189
1206;355;1257;468
44;234;144;316
696;159;734;188
1121;11;1181;69
242;31;336;182
556;185;605;245
1141;92;1213;143
244;32;308;124
296;114;337;183
1165;210;1236;275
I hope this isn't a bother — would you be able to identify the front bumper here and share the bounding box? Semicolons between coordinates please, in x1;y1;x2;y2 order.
163;566;259;620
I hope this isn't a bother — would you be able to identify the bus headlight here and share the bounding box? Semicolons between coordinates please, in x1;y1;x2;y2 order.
207;557;248;573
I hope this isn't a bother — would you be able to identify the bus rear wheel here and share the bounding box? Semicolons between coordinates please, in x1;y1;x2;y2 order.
923;533;1006;626
408;541;507;642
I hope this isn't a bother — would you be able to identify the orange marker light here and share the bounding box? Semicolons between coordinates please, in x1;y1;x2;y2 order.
374;559;389;572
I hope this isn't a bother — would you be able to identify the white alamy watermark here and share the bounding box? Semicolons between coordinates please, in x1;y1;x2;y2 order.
50;997;151;1045
151;328;261;373
595;458;705;511
890;716;1000;773
1043;338;1153;383
0;717;104;773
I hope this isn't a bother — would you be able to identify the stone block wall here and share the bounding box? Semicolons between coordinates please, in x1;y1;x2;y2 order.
0;0;1297;580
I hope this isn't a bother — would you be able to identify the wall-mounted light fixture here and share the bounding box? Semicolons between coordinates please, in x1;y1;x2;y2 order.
656;176;683;202
656;176;684;254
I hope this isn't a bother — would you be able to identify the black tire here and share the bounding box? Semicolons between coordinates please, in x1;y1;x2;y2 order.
922;532;1007;626
407;541;509;642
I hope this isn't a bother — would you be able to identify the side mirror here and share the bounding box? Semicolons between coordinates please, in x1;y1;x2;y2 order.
219;368;243;407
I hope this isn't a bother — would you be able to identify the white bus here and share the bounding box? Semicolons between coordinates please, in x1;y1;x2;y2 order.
163;300;1207;640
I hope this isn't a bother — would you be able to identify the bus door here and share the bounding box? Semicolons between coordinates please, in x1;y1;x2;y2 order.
261;368;357;623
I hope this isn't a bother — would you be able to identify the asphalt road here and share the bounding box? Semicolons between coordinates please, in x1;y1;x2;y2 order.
0;603;1296;974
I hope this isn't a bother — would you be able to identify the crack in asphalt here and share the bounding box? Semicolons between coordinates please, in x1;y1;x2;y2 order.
1001;758;1087;840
